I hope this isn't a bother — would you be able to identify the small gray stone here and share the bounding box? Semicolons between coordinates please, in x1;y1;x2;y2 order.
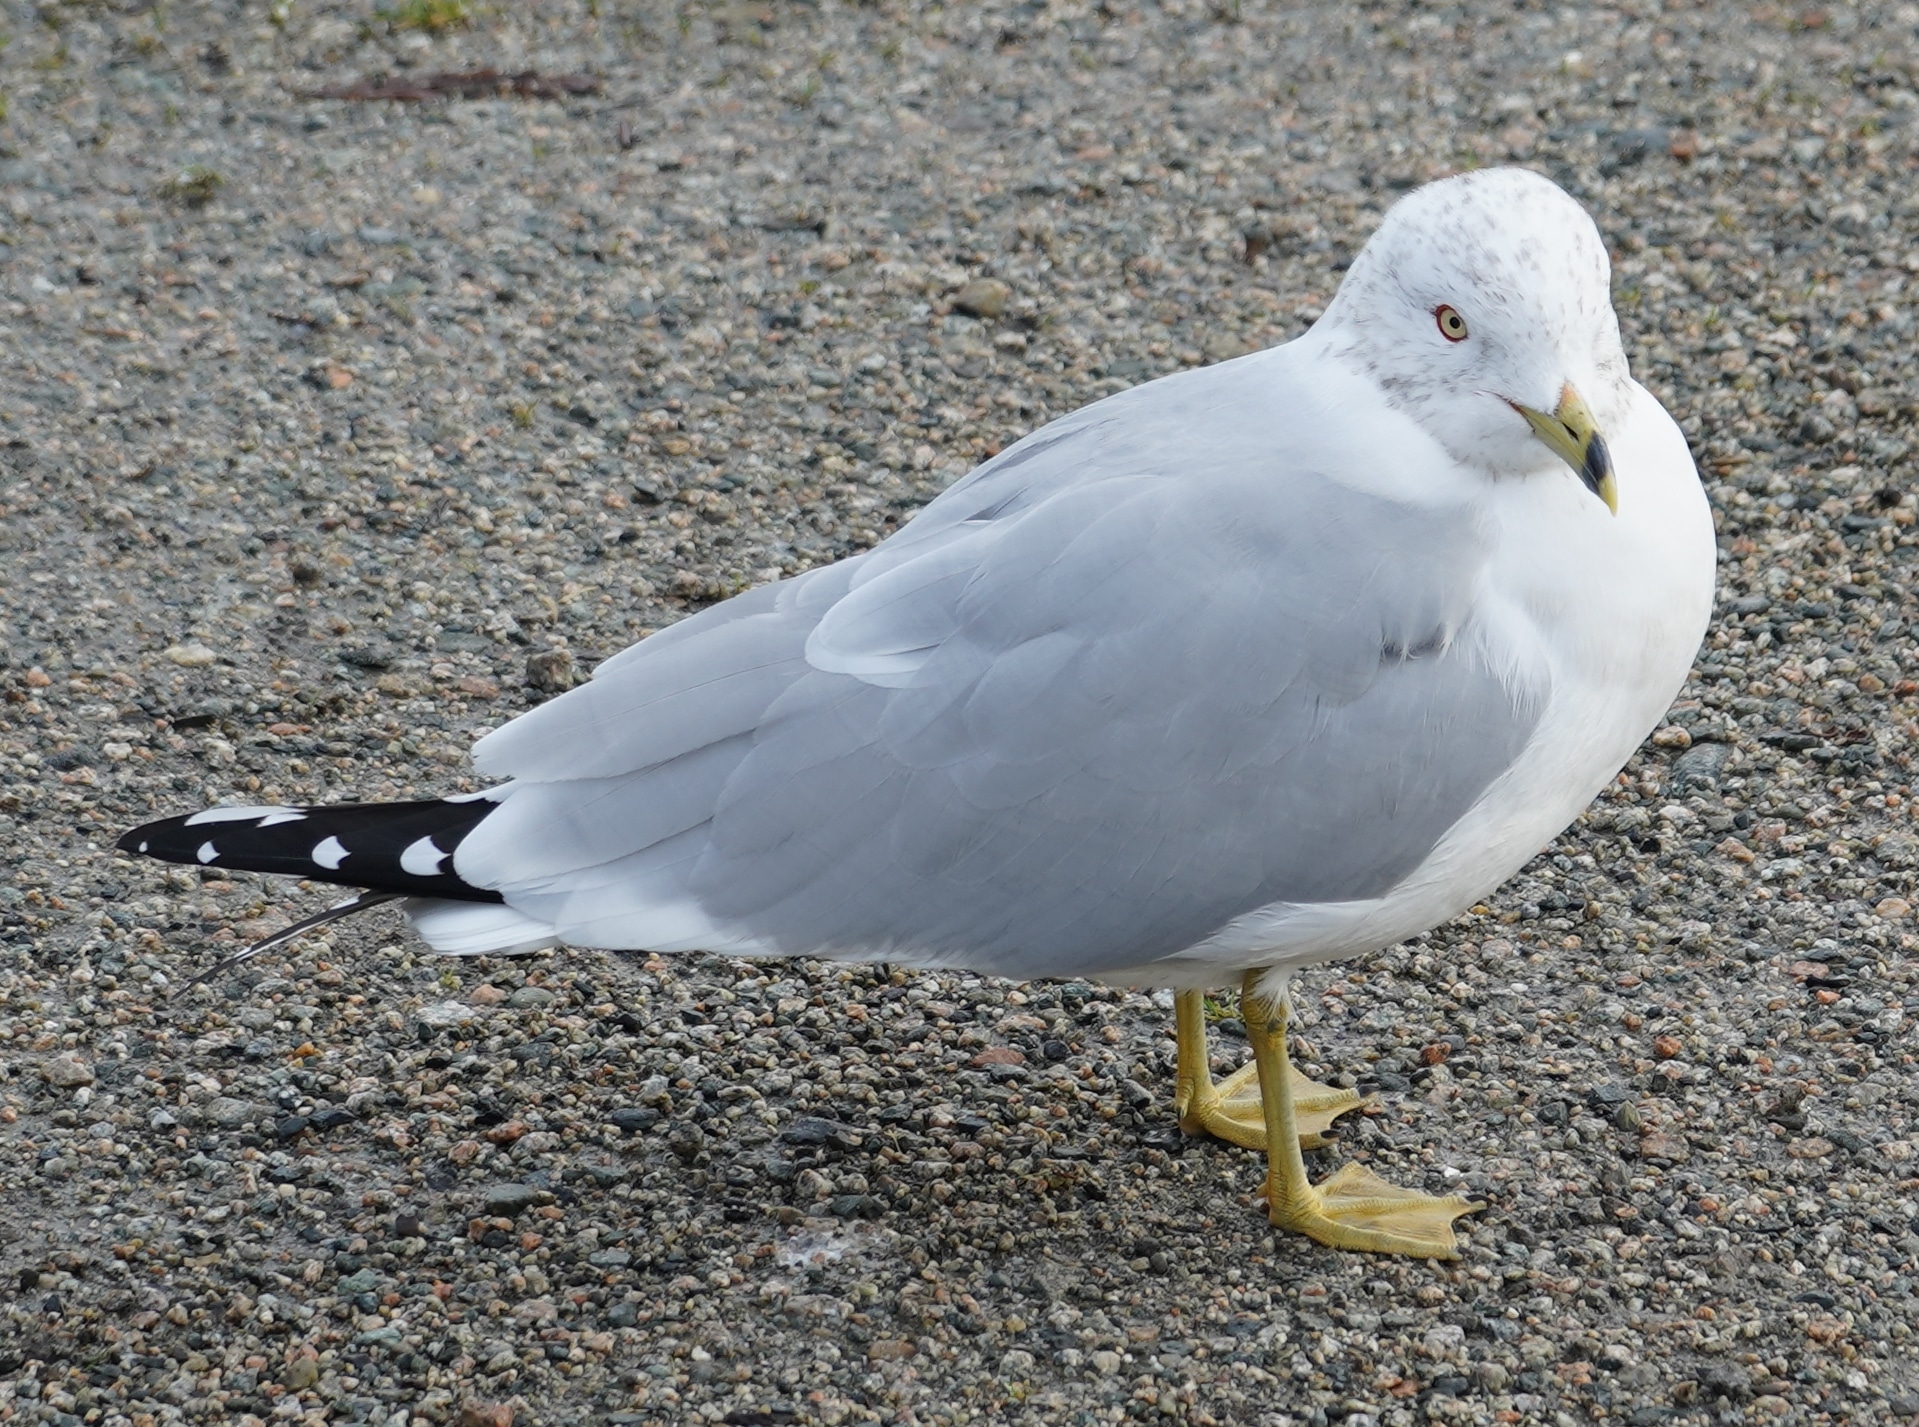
203;1097;255;1128
1671;740;1732;792
43;1054;94;1088
525;648;578;694
481;1183;541;1214
951;278;1011;319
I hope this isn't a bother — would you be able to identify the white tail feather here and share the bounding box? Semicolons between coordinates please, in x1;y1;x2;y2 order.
403;898;562;956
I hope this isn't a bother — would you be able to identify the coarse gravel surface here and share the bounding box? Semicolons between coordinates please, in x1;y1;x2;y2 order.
5;1;1919;1424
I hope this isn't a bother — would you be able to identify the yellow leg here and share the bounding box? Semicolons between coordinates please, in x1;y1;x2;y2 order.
1241;969;1482;1258
1173;988;1370;1150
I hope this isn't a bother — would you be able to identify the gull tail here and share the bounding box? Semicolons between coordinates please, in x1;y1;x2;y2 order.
118;794;563;973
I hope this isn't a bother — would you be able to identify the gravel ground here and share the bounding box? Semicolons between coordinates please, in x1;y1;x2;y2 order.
4;0;1919;1423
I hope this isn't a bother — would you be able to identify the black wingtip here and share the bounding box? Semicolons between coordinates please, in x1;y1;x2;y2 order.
116;799;506;903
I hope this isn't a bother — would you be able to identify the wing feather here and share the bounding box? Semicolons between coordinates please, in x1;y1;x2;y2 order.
455;349;1546;976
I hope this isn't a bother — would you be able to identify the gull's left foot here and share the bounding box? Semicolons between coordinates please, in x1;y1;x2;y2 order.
1232;970;1486;1259
1179;1059;1372;1151
1263;1161;1483;1259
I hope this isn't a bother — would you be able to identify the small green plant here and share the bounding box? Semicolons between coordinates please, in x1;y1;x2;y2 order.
378;0;468;33
157;165;222;207
509;400;535;428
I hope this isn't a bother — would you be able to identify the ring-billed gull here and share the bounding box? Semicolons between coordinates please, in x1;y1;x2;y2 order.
121;167;1715;1257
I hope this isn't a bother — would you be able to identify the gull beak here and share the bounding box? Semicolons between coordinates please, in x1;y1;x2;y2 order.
1508;383;1618;515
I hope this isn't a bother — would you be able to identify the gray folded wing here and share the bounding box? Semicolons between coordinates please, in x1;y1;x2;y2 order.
458;357;1546;977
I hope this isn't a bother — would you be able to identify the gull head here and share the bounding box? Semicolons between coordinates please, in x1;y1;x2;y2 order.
1316;167;1630;512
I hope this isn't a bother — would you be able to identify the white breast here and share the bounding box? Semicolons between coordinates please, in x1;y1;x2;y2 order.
1128;381;1716;988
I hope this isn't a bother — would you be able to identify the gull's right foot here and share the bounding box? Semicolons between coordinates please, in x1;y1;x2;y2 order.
1177;1059;1372;1151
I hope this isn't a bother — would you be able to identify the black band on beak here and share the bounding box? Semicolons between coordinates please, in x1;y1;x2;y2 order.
1508;383;1619;514
1580;433;1612;503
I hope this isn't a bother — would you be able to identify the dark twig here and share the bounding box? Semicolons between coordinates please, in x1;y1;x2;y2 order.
178;890;402;991
297;70;604;103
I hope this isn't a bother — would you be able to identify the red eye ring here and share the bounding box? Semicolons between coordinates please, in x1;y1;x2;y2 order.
1435;305;1469;342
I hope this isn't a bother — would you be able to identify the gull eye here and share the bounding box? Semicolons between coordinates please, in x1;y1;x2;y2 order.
1435;305;1469;342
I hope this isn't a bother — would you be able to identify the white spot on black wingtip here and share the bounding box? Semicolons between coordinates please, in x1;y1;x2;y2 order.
184;804;303;827
311;835;348;870
196;841;218;864
138;840;150;854
400;835;450;877
256;811;307;828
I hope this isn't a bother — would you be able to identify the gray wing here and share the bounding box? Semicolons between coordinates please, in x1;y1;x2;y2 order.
458;356;1545;977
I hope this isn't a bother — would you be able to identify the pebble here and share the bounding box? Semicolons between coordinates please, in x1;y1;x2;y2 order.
480;1184;543;1214
42;1054;94;1088
201;1096;256;1128
951;278;1012;320
524;649;578;694
1670;739;1732;791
